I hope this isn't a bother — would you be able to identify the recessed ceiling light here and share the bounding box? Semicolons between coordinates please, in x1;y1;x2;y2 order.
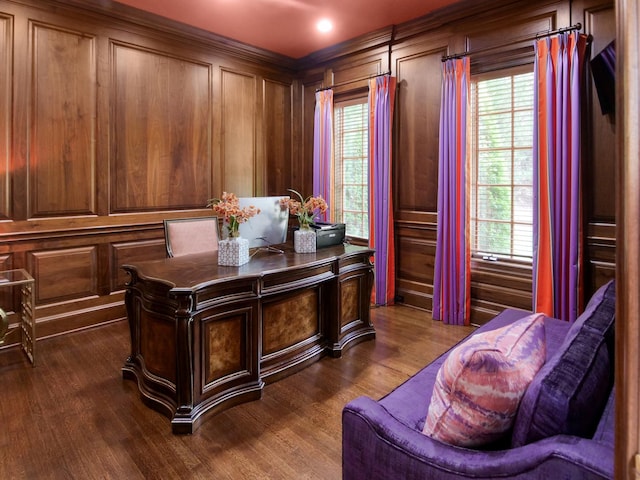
317;19;333;33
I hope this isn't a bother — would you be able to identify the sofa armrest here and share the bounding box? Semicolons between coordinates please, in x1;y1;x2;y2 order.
342;396;613;480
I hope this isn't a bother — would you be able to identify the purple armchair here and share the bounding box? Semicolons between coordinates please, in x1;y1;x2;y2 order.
342;282;615;480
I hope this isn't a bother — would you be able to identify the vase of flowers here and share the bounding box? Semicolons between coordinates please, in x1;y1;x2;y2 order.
207;192;260;266
280;189;328;253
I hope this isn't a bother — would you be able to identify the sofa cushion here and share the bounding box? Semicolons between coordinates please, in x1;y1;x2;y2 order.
511;280;616;447
422;313;546;447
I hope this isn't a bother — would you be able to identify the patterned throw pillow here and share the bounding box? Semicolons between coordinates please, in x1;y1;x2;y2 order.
423;313;546;447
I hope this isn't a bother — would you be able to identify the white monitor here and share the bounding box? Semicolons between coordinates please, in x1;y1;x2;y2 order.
238;196;289;249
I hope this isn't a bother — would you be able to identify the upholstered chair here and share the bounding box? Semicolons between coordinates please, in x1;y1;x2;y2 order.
163;217;220;257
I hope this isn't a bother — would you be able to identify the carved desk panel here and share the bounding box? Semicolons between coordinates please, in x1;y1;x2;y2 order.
122;244;374;433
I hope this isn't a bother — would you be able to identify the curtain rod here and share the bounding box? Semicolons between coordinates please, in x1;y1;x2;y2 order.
441;23;583;62
315;70;392;92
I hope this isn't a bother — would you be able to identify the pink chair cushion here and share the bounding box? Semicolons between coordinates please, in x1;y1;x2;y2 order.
166;218;219;257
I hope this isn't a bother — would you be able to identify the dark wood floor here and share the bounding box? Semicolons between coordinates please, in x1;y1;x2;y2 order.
0;305;475;479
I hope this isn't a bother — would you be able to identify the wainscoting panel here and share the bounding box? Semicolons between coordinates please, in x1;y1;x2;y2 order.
585;222;616;294
110;239;167;292
111;42;212;212
393;45;446;214
465;12;558;73
28;21;97;218
395;223;437;310
221;69;256;195
28;246;98;304
0;13;10;221
263;78;292;195
583;4;616;222
331;52;384;94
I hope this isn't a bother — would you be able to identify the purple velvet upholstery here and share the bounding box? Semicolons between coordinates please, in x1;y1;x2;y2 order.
342;296;615;480
512;281;615;446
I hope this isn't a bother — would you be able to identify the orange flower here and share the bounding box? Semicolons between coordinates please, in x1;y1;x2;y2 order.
207;192;260;237
280;189;328;227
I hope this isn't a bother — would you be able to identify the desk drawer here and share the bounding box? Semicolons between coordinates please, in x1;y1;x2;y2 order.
261;262;335;294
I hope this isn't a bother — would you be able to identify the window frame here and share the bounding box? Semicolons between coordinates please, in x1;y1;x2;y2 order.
333;94;370;242
469;64;535;265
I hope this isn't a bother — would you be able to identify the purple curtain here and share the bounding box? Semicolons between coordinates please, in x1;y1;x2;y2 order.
532;32;587;322
368;75;397;306
313;90;333;222
433;57;471;326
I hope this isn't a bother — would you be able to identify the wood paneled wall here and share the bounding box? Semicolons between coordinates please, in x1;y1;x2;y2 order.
297;0;615;324
0;0;295;344
0;0;616;345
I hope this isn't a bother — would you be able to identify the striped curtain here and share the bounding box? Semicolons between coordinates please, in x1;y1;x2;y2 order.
368;75;397;306
533;32;588;322
313;90;334;222
433;57;471;326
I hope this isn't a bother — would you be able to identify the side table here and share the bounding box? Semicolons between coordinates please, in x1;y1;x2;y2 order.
0;269;36;366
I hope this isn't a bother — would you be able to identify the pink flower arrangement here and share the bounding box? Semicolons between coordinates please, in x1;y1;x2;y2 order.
280;189;328;228
207;192;260;237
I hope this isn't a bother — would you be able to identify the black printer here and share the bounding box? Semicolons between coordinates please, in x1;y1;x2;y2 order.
312;222;346;248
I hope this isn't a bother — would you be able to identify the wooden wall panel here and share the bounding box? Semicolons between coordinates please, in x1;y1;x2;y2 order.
583;4;616;222
110;239;167;291
221;69;256;196
263;79;292;196
111;43;211;212
466;13;558;74
394;46;445;215
395;225;437;310
331;54;384;94
0;14;11;221
28;22;96;217
585;222;616;291
580;3;616;298
28;247;98;304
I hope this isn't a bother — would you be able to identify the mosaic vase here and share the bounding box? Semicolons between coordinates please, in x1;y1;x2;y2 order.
218;236;250;266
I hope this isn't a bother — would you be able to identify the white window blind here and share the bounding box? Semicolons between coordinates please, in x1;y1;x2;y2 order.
334;99;369;239
470;71;534;260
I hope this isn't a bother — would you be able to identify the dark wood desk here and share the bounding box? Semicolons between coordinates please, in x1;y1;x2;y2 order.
122;244;375;434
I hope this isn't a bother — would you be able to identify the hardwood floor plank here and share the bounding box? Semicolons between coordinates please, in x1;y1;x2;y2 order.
0;305;475;479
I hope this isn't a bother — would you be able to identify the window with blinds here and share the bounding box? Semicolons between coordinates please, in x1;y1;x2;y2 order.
334;99;369;239
470;69;534;260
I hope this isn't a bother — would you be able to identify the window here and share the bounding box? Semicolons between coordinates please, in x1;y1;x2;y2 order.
334;99;369;239
470;69;534;261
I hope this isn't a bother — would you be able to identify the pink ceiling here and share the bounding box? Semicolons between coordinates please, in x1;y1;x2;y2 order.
114;0;459;59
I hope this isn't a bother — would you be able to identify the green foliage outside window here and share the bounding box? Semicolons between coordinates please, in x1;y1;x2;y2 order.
335;101;369;239
471;71;534;259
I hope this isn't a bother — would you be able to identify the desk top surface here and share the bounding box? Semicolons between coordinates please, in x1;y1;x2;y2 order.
122;243;373;292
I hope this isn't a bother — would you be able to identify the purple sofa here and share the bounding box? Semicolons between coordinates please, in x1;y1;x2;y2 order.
342;281;615;479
